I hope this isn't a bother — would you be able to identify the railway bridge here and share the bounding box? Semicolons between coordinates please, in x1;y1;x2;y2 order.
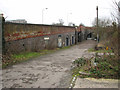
76;25;96;43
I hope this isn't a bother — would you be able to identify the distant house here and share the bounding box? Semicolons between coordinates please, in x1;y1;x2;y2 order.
6;19;27;23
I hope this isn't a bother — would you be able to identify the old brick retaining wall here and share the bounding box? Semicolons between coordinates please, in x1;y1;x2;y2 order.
4;22;75;54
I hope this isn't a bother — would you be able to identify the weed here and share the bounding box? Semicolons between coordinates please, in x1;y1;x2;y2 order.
2;45;72;68
72;54;119;79
88;48;95;52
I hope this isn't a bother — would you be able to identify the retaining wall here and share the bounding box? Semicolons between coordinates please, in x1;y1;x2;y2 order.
4;22;75;54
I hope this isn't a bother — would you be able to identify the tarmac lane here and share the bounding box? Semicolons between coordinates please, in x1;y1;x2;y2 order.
2;40;97;88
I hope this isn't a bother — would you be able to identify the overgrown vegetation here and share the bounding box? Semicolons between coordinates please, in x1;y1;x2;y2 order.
92;17;118;55
2;50;54;68
2;46;71;68
89;9;119;79
72;14;119;79
72;53;119;79
90;55;119;79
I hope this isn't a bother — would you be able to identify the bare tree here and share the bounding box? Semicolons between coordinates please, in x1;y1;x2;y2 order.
79;23;85;26
111;0;120;24
52;19;64;26
92;17;112;27
58;19;64;25
118;1;120;25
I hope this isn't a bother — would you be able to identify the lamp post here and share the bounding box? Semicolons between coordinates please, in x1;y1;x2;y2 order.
42;8;48;24
67;13;72;25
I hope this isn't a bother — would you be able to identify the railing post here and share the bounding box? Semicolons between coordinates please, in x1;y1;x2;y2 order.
0;14;5;55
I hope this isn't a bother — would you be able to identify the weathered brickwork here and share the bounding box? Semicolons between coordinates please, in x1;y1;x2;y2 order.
4;23;75;54
4;23;75;41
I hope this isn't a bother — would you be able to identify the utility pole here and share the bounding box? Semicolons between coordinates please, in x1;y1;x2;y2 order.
96;6;99;43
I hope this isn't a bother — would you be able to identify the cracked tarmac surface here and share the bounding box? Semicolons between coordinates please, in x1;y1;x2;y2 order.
2;40;98;88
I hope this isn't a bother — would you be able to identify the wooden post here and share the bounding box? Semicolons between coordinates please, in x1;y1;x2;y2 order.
96;6;99;43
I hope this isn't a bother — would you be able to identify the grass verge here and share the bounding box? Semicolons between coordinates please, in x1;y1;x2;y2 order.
2;46;72;68
88;48;113;53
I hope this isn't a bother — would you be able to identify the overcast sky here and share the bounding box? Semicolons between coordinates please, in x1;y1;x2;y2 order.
0;0;119;26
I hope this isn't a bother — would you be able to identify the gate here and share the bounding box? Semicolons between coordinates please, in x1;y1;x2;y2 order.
58;35;62;48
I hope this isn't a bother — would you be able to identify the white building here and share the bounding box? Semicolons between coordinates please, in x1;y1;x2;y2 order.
6;19;27;23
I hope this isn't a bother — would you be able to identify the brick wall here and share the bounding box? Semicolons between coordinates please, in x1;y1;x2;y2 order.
4;22;75;54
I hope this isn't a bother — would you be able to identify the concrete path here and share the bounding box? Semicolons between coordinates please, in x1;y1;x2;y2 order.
74;78;119;88
2;40;97;88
